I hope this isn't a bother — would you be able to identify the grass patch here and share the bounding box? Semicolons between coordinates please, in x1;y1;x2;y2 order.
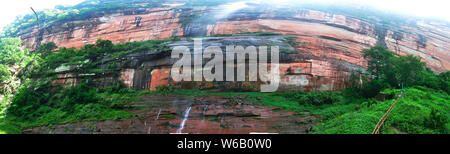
209;119;220;123
313;87;449;134
270;124;289;130
171;87;449;134
161;115;176;120
172;89;339;114
1;81;151;133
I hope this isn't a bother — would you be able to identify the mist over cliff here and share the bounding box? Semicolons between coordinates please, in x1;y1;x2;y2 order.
1;0;449;136
2;0;450;92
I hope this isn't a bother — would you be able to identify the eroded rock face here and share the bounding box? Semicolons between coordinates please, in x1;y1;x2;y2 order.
18;4;450;91
20;7;184;49
111;35;358;91
23;95;318;134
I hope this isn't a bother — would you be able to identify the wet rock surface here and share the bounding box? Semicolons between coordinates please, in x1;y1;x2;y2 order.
22;95;318;134
18;4;449;93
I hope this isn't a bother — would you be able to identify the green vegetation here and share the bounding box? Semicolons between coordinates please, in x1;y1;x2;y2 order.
0;64;11;85
0;81;177;134
1;0;164;37
0;37;176;134
167;85;448;134
287;91;342;106
34;38;173;79
0;38;32;66
359;46;449;96
167;46;449;134
283;36;301;46
1;0;240;37
0;34;447;135
1;81;148;134
0;0;447;135
313;47;450;134
0;38;34;133
211;34;233;37
313;87;449;134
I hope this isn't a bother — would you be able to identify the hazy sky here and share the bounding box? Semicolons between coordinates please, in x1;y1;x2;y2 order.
272;0;450;20
0;0;449;33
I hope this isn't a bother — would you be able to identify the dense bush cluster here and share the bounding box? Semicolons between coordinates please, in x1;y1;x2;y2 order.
313;87;449;134
271;47;450;134
298;91;342;106
0;64;11;84
311;46;450;134
8;81;137;127
0;38;33;95
0;38;31;66
1;37;177;132
33;38;174;78
280;91;342;106
347;46;450;98
172;84;449;134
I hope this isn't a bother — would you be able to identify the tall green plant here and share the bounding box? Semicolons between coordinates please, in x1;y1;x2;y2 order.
0;38;31;66
363;46;395;81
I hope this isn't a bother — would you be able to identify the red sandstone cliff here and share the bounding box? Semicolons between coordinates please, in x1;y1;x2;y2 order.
16;3;450;91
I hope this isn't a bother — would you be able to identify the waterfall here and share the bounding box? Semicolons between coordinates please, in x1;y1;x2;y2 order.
203;105;208;118
147;108;162;134
155;108;162;120
176;106;192;134
203;105;208;117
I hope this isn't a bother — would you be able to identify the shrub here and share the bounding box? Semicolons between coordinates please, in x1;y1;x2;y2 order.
427;107;448;132
61;83;100;109
74;103;105;120
155;86;175;95
360;80;390;98
0;64;11;83
298;91;342;106
314;87;450;134
8;81;137;128
0;38;31;65
38;42;57;57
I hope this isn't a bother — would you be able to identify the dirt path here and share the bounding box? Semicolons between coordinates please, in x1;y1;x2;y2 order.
23;95;319;134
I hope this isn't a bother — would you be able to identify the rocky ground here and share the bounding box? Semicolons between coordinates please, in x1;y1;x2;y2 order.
23;94;319;134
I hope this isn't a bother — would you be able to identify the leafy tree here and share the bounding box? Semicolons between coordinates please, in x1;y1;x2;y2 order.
390;54;426;87
427;107;448;132
38;42;57;57
95;39;113;54
0;38;31;65
360;79;390;98
0;64;11;83
363;46;394;80
358;46;449;97
438;71;450;93
363;46;428;89
0;64;12;94
439;71;450;81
